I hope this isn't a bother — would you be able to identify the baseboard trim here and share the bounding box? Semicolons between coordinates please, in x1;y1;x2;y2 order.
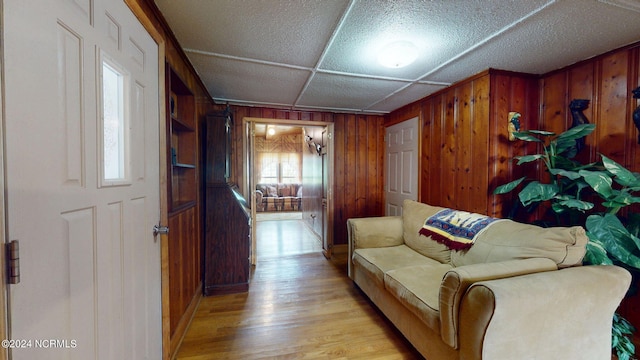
169;284;202;359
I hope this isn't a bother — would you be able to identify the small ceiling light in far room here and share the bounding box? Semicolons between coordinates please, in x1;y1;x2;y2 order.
377;41;418;68
267;127;276;136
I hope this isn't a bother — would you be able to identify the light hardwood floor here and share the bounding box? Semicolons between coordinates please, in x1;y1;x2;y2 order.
175;220;422;359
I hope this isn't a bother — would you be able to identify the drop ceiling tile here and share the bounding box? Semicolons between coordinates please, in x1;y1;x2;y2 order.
187;52;310;106
366;83;448;113
297;72;409;112
155;0;349;67
423;0;640;83
319;0;552;79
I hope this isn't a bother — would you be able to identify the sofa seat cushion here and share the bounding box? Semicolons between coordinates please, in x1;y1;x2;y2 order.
384;263;453;332
353;245;441;286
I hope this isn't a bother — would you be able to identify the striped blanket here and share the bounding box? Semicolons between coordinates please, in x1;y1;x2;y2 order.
419;208;503;250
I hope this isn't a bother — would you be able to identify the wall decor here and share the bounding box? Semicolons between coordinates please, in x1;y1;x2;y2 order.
569;99;590;153
507;111;521;141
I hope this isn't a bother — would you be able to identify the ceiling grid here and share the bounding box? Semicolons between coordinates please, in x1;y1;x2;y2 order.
155;0;640;114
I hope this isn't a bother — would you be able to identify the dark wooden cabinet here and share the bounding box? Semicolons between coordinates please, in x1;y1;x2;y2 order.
202;112;251;295
164;63;201;355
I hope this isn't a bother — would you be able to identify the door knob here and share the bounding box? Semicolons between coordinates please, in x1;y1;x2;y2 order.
153;224;169;236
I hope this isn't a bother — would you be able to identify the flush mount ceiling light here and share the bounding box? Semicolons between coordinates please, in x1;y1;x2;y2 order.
377;41;418;68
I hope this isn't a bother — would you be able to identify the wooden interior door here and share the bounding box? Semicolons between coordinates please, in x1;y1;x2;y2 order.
4;0;161;358
385;117;419;215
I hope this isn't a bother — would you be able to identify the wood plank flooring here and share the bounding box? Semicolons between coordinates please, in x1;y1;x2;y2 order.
255;219;322;259
175;221;422;359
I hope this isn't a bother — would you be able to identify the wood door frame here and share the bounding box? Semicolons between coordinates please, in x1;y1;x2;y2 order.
243;117;334;264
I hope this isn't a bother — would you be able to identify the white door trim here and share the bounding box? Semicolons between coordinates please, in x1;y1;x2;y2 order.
0;0;9;357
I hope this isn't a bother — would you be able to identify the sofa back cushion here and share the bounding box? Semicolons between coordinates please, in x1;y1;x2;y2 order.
402;200;451;264
450;220;588;268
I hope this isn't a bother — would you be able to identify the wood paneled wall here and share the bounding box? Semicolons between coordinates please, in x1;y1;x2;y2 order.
387;70;539;218
539;43;640;330
224;106;385;246
539;45;640;177
333;114;385;245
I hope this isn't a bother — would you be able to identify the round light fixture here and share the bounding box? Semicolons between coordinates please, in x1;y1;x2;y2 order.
377;41;418;68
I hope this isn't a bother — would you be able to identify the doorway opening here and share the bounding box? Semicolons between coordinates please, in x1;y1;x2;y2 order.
243;118;334;264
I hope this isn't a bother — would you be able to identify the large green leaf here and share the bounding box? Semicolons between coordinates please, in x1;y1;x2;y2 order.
557;199;594;211
526;130;556;136
553;156;581;171
549;168;582;180
554;124;595;155
515;154;544;165
555;138;577;156
628;213;640;238
602;154;640;187
586;214;640;270
493;177;526;195
512;132;543;142
602;192;640;208
518;181;558;207
579;170;613;198
556;124;596;142
584;239;613;265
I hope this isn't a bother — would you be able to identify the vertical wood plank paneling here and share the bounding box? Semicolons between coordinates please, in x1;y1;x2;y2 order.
471;76;490;214
366;116;380;215
333;114;346;244
537;71;568;221
355;116;367;216
456;83;472;211
568;62;596;164
428;96;445;207
392;71;538;218
540;72;568;136
344;115;358;223
489;73;540;219
442;90;457;209
488;74;509;217
420;100;433;203
597;51;629;164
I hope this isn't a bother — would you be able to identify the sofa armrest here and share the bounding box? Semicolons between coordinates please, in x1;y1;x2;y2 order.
347;216;403;249
458;265;631;360
440;258;558;348
347;216;403;278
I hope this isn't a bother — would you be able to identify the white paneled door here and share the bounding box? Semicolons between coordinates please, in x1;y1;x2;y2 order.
385;117;419;216
4;0;161;359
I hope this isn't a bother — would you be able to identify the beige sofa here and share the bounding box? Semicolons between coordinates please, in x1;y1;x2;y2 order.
347;200;631;360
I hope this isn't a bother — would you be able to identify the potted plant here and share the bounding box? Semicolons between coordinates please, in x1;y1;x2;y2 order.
493;123;640;360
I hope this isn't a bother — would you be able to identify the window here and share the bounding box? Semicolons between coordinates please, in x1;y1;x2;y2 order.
258;153;300;184
100;51;129;186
